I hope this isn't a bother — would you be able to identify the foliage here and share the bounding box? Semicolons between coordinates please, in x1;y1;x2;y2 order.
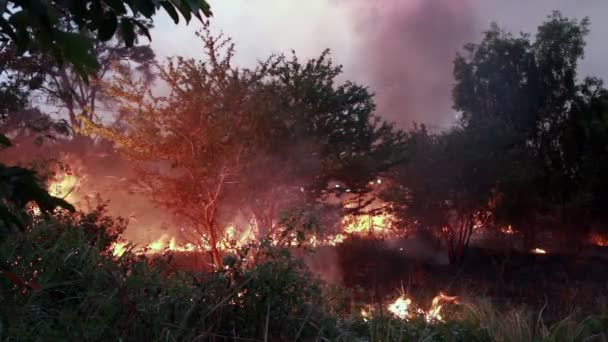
0;164;74;240
0;43;47;120
448;11;606;247
38;36;156;130
383;121;512;263
82;27;405;264
0;0;211;77
0;209;343;341
1;207;607;341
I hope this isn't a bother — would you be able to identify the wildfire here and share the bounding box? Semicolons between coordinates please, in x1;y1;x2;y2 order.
47;155;86;203
385;292;458;323
45;157;401;260
341;212;395;236
589;233;608;247
531;248;546;254
387;296;412;320
500;225;515;235
111;242;128;257
360;308;371;322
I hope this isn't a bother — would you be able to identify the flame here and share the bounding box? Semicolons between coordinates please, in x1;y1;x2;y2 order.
109;224;258;257
341;212;395;236
531;248;546;254
385;292;458;322
111;242;128;257
590;233;608;247
387;296;412;320
48;173;81;202
108;211;398;257
425;292;459;322
360;308;370;322
500;225;515;235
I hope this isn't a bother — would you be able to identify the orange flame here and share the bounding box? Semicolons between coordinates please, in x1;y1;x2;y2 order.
590;233;608;247
385;292;458;322
500;225;515;235
387;296;412;319
531;248;546;254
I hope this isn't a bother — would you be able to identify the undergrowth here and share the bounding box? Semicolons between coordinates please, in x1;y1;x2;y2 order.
0;208;606;341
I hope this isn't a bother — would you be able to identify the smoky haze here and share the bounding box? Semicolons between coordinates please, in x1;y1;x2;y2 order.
341;0;477;130
152;1;608;130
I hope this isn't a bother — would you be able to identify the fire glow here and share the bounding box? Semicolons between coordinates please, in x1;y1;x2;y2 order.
531;248;547;254
384;292;459;323
45;164;400;257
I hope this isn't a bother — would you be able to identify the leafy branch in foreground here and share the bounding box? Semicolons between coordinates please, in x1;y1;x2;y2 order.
0;0;212;77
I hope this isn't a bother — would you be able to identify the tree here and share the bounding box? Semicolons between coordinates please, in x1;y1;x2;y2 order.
452;12;596;248
40;36;156;131
0;0;211;77
82;30;273;266
83;28;406;265
383;122;509;264
231;50;407;237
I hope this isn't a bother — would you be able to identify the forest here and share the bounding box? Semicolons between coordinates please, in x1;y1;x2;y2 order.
0;1;607;341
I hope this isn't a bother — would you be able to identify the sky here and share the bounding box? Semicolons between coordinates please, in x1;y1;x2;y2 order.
151;0;608;130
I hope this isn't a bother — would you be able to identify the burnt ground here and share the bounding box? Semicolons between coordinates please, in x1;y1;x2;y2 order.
333;238;608;319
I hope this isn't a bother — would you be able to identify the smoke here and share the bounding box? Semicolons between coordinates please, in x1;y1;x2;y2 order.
340;0;479;129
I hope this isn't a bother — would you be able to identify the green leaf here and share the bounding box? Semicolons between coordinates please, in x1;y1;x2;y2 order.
105;0;128;15
184;0;210;20
170;0;191;23
55;31;98;75
133;20;152;41
120;19;136;48
0;134;12;148
134;0;156;18
97;14;119;42
160;1;180;24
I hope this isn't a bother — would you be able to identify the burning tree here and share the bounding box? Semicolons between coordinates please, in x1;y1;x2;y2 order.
83;29;272;266
84;27;406;265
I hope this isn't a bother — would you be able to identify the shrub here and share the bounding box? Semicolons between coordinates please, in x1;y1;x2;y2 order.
0;209;342;341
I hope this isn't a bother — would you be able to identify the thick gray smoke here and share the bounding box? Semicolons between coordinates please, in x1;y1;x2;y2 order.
341;0;478;129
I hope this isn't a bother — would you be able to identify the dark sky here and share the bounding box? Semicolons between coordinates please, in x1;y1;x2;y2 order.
152;0;608;129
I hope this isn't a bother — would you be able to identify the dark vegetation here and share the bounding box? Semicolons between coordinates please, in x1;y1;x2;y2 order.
0;2;607;340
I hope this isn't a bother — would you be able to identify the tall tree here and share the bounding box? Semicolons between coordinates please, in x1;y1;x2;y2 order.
452;12;595;248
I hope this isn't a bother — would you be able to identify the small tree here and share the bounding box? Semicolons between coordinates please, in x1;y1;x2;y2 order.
84;30;271;266
383;122;509;264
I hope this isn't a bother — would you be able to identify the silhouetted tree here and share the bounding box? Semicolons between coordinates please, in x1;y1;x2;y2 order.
452;12;600;248
383;122;510;264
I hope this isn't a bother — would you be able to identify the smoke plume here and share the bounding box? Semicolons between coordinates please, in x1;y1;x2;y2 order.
341;0;478;129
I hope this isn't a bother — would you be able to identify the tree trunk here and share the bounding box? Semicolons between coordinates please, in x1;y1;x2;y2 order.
207;222;223;268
